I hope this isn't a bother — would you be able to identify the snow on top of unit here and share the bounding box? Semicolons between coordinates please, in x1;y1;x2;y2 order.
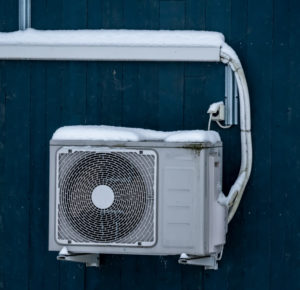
52;125;221;144
0;29;225;47
164;130;220;143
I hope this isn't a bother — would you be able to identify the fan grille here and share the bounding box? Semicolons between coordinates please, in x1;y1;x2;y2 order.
56;147;156;246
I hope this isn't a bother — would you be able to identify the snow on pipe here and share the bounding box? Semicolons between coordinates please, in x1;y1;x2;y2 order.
220;43;253;222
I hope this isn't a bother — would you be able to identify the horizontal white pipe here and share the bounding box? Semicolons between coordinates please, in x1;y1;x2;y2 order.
0;29;223;62
0;45;221;62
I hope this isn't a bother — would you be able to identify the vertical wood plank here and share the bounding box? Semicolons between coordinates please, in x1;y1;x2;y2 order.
85;62;102;124
28;62;60;290
0;61;30;289
61;62;87;126
0;62;4;185
31;0;63;30
101;0;124;29
185;0;205;30
205;0;231;37
122;63;139;127
124;0;159;29
99;62;123;126
158;63;184;131
286;1;300;287
62;0;87;29
45;63;63;138
271;1;300;289
87;254;122;290
45;61;65;287
0;61;5;290
270;1;290;289
285;2;300;289
155;256;183;290
31;0;47;29
123;63;159;129
160;1;185;30
238;1;273;289
0;0;18;32
184;71;209;130
87;0;103;29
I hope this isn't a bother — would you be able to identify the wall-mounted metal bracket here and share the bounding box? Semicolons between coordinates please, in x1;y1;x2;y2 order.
225;65;239;126
178;254;218;270
57;247;100;267
19;0;31;30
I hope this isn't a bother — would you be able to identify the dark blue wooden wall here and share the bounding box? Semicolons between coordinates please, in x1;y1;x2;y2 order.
0;1;299;289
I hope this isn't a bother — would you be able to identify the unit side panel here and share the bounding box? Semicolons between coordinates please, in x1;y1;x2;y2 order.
207;147;227;254
158;148;206;255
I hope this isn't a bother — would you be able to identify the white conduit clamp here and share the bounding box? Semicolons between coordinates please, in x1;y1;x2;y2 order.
220;43;253;222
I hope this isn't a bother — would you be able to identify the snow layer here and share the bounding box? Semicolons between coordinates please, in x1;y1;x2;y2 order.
52;125;221;144
0;29;224;47
179;253;189;259
59;247;69;256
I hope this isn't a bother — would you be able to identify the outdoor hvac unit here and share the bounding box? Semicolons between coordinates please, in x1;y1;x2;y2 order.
49;135;226;269
14;28;253;270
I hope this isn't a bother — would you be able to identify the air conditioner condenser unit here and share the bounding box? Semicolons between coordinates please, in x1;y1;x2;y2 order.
46;29;253;271
49;126;227;269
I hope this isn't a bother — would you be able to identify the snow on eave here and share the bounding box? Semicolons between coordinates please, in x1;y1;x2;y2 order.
52;125;221;144
0;29;225;48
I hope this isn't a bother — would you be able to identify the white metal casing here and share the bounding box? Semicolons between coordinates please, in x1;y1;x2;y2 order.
49;139;227;259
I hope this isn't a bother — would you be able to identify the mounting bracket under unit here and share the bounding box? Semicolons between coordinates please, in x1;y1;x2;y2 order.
178;254;218;270
57;247;100;267
57;246;219;269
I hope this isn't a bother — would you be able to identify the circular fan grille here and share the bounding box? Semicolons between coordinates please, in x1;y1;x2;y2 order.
57;149;155;244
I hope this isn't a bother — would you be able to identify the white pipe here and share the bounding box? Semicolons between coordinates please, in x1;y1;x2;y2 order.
220;43;253;222
19;0;31;30
0;29;222;62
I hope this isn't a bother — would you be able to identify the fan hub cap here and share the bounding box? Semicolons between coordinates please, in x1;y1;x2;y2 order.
91;185;115;209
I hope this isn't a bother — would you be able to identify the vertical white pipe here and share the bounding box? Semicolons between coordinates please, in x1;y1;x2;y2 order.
19;0;31;30
220;43;252;222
